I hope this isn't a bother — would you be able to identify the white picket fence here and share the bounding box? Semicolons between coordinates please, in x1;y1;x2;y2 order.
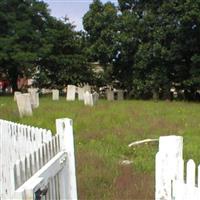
0;118;77;200
156;135;200;200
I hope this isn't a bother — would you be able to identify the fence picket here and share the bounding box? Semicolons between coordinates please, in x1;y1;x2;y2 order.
32;151;37;174
45;142;49;162
1;118;77;200
13;164;17;190
156;136;200;200
52;136;56;156
41;144;45;165
54;135;58;154
38;147;42;169
15;161;21;189
48;141;52;159
24;156;28;181
28;154;33;178
198;165;200;188
186;159;196;186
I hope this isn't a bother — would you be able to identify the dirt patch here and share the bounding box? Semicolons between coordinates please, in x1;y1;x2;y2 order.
78;130;105;141
76;150;115;200
112;165;154;200
148;117;181;135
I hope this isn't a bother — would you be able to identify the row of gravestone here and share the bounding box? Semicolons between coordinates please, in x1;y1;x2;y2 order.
52;85;124;101
14;86;97;117
14;85;125;117
52;85;99;106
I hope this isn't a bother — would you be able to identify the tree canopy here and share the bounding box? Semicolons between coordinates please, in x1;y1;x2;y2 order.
0;0;50;91
83;0;200;100
0;0;199;100
0;0;93;91
36;16;93;89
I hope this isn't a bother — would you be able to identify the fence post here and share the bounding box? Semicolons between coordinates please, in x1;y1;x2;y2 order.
56;118;78;200
155;135;184;200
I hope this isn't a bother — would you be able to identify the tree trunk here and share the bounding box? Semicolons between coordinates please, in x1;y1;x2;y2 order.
152;89;159;100
9;66;19;93
162;86;171;100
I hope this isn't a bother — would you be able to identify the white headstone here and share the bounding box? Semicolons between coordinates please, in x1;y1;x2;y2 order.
52;89;59;100
77;87;84;100
16;93;33;117
92;92;99;105
28;89;39;108
84;91;91;106
14;91;21;101
84;91;99;106
66;85;76;101
106;90;114;101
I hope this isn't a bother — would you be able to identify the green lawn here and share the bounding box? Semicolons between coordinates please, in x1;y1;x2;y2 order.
0;96;199;199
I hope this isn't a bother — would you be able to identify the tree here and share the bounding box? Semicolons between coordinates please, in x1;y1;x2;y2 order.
84;0;200;100
117;0;200;100
83;0;118;86
0;0;50;91
35;17;94;89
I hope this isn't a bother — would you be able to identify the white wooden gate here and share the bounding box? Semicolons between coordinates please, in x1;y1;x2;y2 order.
0;118;77;200
155;135;200;200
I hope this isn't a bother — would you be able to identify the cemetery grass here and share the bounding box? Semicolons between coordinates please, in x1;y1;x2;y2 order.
0;96;200;200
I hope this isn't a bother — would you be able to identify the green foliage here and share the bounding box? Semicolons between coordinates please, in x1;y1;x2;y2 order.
0;0;50;90
36;17;94;88
0;0;94;91
83;0;200;100
83;0;118;85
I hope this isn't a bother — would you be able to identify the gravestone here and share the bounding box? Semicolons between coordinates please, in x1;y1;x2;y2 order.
92;92;99;105
14;91;22;101
66;85;76;101
28;89;39;108
83;91;91;106
84;91;99;106
52;89;59;100
16;93;33;117
117;90;124;100
77;87;84;100
106;90;114;101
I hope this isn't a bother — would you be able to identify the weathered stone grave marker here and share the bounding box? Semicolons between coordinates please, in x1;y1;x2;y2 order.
66;85;76;101
84;91;99;106
77;87;84;100
92;92;99;105
117;90;124;100
14;91;21;101
28;88;39;108
52;89;59;100
16;93;33;117
83;91;91;106
106;89;114;101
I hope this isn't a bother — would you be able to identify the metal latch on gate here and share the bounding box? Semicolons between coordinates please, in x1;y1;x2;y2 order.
34;185;48;200
59;154;67;165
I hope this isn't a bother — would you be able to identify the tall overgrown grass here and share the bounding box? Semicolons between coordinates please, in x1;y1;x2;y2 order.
0;96;199;199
